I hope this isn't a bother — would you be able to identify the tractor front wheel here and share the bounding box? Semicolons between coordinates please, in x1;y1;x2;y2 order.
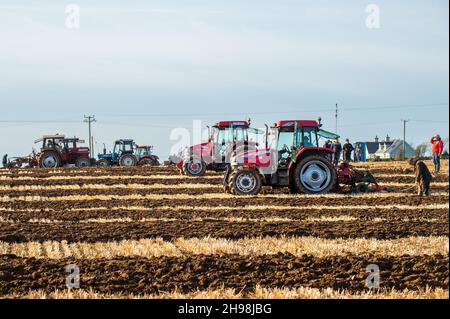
183;160;207;177
97;159;111;167
119;154;137;167
39;151;61;168
76;157;91;167
293;155;337;194
228;167;262;196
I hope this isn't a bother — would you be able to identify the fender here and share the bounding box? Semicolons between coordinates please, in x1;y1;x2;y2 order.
288;147;334;169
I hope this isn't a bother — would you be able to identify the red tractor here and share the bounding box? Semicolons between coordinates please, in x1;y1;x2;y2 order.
223;119;339;195
176;120;264;176
34;135;92;168
135;145;160;166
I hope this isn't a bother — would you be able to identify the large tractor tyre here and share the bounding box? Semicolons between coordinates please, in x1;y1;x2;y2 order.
97;159;111;167
228;167;262;196
119;154;138;167
38;151;61;168
75;157;91;167
183;160;207;177
293;155;337;194
140;158;160;166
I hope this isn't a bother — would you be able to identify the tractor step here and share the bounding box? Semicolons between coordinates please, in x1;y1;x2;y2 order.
270;169;290;186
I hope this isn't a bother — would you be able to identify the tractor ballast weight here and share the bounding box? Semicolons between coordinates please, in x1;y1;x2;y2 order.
224;119;339;195
97;139;138;167
177;120;264;177
35;135;92;168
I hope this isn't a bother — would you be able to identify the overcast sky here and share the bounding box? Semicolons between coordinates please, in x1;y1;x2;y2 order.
0;0;448;158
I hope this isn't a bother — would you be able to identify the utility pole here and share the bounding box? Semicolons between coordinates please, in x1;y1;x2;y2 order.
401;119;409;160
84;115;96;158
335;103;338;134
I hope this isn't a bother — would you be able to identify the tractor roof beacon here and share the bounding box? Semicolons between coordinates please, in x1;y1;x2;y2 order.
224;118;340;195
178;120;265;177
35;134;91;168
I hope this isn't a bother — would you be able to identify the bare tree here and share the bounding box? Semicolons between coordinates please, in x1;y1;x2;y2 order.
414;143;429;159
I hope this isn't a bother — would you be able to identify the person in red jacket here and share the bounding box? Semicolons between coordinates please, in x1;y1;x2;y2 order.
430;134;444;173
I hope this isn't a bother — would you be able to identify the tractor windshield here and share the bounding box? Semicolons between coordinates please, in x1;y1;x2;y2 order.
297;127;318;147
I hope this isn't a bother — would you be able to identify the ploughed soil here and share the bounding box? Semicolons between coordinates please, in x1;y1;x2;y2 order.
0;253;448;296
1;184;448;197
1;194;447;211
0;220;447;243
1;207;447;223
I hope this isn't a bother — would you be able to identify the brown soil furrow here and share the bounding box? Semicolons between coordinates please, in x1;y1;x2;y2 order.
1;185;448;197
0;254;447;295
0;207;447;222
0;194;446;210
0;177;216;186
0;219;447;242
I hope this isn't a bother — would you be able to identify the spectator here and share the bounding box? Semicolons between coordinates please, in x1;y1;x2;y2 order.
323;140;332;149
332;138;342;166
323;140;332;161
430;134;444;173
2;154;7;168
409;158;433;196
343;139;354;162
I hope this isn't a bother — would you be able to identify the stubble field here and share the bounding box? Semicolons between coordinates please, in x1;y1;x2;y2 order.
0;161;448;299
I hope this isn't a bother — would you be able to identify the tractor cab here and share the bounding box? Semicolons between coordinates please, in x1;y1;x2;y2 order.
179;120;264;176
135;145;154;157
113;139;135;156
209;121;262;161
270;119;339;169
35;134;66;152
97;139;138;167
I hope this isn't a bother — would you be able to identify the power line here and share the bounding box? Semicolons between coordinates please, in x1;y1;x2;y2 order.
97;102;448;118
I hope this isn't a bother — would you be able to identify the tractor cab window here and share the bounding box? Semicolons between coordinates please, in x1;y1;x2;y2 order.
233;127;247;142
217;129;230;146
123;143;133;152
277;131;293;158
296;127;318;148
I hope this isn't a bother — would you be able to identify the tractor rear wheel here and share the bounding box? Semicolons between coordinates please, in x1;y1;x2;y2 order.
228;167;262;196
293;155;336;194
183;160;207;177
39;151;61;168
119;154;137;167
76;157;91;167
97;159;111;167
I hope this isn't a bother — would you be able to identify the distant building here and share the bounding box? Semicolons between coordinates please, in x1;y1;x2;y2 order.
355;135;414;161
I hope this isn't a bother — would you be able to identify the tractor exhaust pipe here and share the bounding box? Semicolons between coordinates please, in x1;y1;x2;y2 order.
265;124;269;149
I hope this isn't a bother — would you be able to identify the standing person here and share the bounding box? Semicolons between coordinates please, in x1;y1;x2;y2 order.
343;139;354;162
332;138;342;166
2;154;8;168
323;140;332;161
409;158;433;196
323;140;332;149
353;144;361;162
430;134;444;173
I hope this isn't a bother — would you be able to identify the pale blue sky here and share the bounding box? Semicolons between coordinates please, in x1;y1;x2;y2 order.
0;0;448;158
